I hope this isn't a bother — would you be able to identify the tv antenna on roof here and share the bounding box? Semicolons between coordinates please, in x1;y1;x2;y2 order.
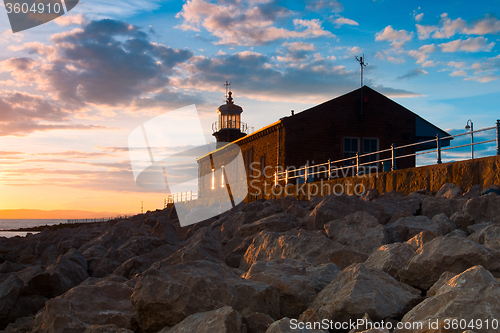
224;81;232;100
355;55;367;87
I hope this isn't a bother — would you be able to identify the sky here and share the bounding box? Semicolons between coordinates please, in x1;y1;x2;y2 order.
0;0;499;216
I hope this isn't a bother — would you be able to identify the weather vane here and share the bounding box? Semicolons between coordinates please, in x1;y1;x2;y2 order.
355;55;367;88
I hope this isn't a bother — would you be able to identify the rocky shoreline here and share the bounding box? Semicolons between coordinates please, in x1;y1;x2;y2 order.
1;183;500;333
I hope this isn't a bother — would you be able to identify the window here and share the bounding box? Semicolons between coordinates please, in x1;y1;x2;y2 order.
343;137;359;166
244;148;254;177
363;138;379;170
211;168;215;189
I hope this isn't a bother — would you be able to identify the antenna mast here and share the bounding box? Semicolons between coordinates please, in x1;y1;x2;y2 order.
355;55;367;87
224;81;232;100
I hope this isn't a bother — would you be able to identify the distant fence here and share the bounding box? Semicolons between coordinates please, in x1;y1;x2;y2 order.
165;191;198;207
66;216;128;223
274;119;500;185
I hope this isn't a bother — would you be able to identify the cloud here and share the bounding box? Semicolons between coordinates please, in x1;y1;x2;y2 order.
414;13;424;22
277;42;317;63
464;75;499;83
397;68;428;80
306;0;344;12
463;15;500;35
33;151;114;158
439;37;495;52
0;91;109;136
175;0;333;45
54;13;87;26
4;19;199;110
331;16;359;27
417;14;500;40
407;44;436;64
375;25;413;48
450;70;467;77
447;61;466;68
416;24;437;40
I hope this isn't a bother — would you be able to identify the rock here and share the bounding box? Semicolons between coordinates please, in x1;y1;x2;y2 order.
364;243;415;279
131;260;280;332
299;264;420;323
64;248;88;270
2;315;35;333
387;211;412;225
83;325;134;333
244;312;274;333
265;317;327;333
0;275;23;329
462;194;500;224
324;212;387;256
236;213;300;238
79;220;148;253
373;192;422;219
385;215;454;243
147;217;180;244
32;279;135;333
305;194;390;230
481;184;500;196
243;259;339;318
219;202;282;242
406;231;438;251
427;271;456;296
167;306;245;333
361;189;380;201
117;236;164;257
436;183;462;199
468;224;500;252
422;197;466;218
398;235;500;290
240;230;367;271
467;222;494;235
450;212;474;231
113;244;180;279
462;184;482;199
165;227;225;265
395;266;500;333
28;255;89;298
223;236;254;268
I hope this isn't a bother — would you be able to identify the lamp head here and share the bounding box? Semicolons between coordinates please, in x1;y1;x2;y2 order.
465;124;470;130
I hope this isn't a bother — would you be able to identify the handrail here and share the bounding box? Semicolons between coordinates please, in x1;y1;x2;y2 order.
274;120;500;184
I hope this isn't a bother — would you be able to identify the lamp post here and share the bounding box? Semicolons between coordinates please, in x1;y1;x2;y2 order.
465;119;474;159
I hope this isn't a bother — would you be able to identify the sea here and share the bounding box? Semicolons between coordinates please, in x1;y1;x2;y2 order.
0;219;67;238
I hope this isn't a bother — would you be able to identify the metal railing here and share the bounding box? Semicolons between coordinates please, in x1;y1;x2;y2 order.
67;216;125;223
273;119;500;185
212;121;249;134
165;191;198;206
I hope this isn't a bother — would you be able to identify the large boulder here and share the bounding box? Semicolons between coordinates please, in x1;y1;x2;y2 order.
364;243;415;280
32;279;135;333
324;212;387;256
406;231;438;251
468;224;500;251
385;215;455;243
240;230;367;271
147;216;180;244
236;213;300;238
28;255;89;298
167;306;245;333
305;195;390;230
398;235;500;290
372;191;423;218
0;275;24;329
222;236;254;268
113;244;180;279
299;264;420;323
243;259;339;318
421;197;466;218
435;183;462;199
131;260;280;332
83;325;134;333
462;194;500;224
265;317;327;332
165;227;225;265
395;266;500;333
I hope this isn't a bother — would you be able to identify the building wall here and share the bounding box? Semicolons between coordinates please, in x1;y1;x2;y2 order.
281;86;417;175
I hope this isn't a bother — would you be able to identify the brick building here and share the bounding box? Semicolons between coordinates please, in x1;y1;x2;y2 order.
197;86;450;199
